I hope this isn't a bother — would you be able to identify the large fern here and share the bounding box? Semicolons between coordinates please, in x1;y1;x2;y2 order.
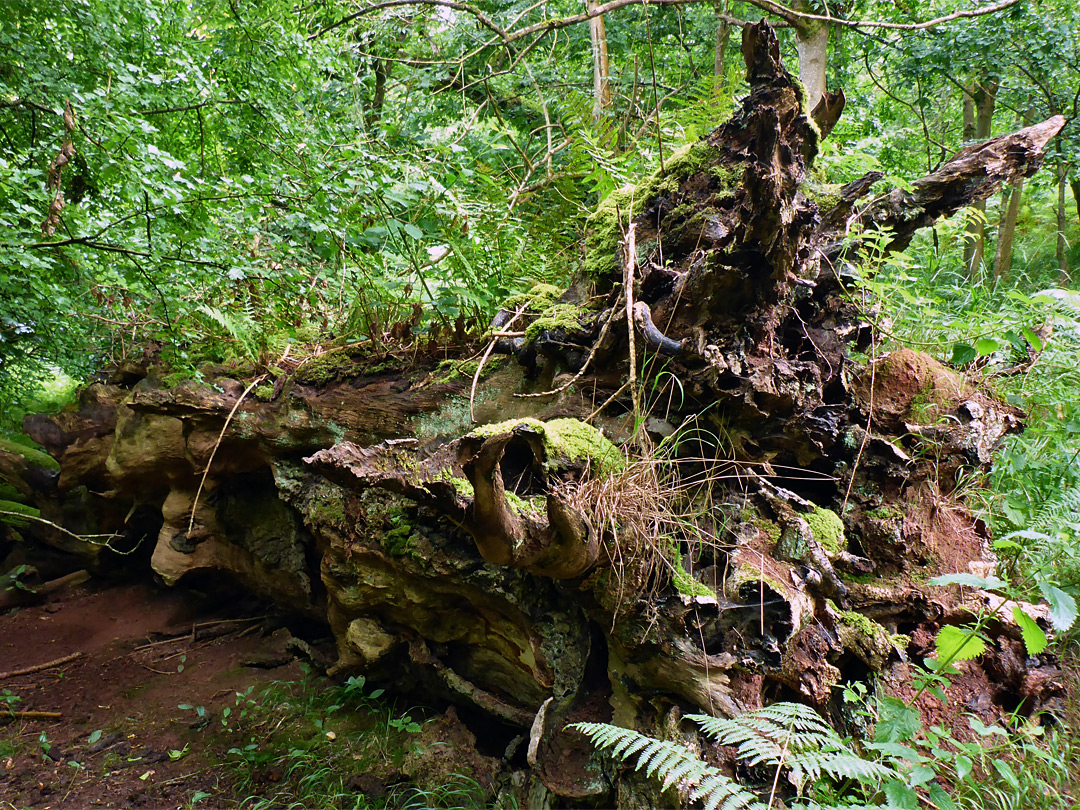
574;702;896;809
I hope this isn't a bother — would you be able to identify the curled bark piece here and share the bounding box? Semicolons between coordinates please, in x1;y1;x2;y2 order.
307;418;612;579
632;302;683;356
811;88;846;140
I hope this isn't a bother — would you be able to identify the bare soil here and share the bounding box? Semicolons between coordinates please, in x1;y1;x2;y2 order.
0;578;311;809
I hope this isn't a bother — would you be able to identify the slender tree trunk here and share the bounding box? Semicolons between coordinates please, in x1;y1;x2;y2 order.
962;79;998;277
714;0;730;78
1057;163;1071;284
792;2;828;111
1071;177;1080;225
588;0;612;120
367;59;389;128
993;180;1023;280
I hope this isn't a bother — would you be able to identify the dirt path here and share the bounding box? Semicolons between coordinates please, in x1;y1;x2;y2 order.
0;579;308;809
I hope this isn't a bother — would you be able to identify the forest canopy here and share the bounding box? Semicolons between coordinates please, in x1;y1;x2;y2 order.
2;0;1077;406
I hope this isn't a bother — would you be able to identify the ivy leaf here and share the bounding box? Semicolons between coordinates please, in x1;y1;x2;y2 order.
1038;582;1078;631
1012;607;1048;655
934;626;985;663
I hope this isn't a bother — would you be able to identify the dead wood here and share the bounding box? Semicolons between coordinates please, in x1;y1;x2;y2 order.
0;652;83;680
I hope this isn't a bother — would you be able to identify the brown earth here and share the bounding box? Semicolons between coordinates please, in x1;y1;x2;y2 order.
0;578;317;809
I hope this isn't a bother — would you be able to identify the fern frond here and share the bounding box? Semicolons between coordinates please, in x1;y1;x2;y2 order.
572;722;758;807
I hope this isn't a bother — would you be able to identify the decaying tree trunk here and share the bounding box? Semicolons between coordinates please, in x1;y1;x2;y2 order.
8;22;1069;805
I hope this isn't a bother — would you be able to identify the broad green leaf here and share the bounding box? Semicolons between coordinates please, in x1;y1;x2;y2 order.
954;754;973;782
928;573;1007;591
1012;607;1048;655
992;758;1020;789
950;343;977;365
874;698;921;743
1021;327;1045;352
1038;582;1078;631
909;765;936;787
883;779;919;809
934;626;985;663
929;782;957;810
974;337;999;356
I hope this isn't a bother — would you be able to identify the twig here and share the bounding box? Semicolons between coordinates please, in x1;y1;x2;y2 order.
187;375;266;536
623;220;643;446
0;711;62;720
0;652;82;680
0;511;127;551
470;307;525;422
585;381;631;423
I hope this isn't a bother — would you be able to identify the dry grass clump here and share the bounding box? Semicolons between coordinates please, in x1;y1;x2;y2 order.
556;442;737;610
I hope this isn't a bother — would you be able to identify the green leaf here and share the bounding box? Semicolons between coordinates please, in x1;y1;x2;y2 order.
1021;327;1045;352
87;730;102;745
1038;582;1078;631
1012;607;1048;655
909;765;936;788
934;626;985;663
402;223;424;241
974;337;999;356
951;343;977;365
929;782;957;810
928;573;1007;591
992;758;1020;789
954;754;973;782
884;779;919;809
875;697;921;743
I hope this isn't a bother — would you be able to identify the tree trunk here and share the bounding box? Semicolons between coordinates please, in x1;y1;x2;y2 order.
714;0;731;78
993;179;1023;280
962;79;998;277
792;0;828;111
588;0;612;120
367;58;389;128
1071;177;1080;225
1058;162;1071;284
15;24;1068;806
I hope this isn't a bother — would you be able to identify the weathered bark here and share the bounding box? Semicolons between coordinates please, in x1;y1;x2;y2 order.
11;23;1069;806
993;179;1023;280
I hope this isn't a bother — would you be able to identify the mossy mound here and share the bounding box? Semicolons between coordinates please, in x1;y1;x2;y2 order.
469;417;624;476
583;141;724;279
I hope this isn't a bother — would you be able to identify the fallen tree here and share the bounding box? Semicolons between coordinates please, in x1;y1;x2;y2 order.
5;21;1068;805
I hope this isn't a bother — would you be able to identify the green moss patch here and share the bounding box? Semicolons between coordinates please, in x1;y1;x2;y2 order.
523;303;589;342
0;438;61;472
805;507;845;556
470;417;624;476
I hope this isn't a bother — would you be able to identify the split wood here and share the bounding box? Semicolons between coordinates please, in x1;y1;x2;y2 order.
0;652;82;680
